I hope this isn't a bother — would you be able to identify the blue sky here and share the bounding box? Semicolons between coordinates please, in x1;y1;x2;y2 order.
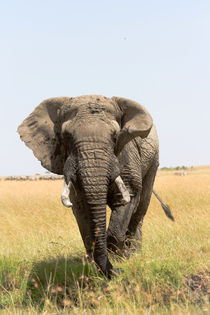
1;0;209;175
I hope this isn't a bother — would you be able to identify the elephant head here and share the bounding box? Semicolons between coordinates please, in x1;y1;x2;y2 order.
18;95;153;277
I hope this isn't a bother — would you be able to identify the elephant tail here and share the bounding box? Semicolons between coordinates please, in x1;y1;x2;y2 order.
152;190;175;221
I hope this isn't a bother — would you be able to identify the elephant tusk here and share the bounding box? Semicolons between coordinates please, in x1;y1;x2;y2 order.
61;181;73;208
114;176;131;204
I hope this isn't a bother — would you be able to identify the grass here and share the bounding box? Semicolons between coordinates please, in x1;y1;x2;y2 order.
0;166;209;314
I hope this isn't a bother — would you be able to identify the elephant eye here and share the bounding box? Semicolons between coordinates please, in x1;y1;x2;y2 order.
62;122;73;140
112;129;118;144
62;133;72;149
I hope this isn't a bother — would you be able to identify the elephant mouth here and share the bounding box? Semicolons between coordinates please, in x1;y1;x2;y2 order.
61;175;130;208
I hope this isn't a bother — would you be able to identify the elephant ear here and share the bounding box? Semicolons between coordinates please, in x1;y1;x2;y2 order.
112;97;153;155
18;97;72;174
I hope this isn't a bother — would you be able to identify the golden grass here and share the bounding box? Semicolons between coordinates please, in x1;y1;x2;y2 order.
0;166;209;313
0;181;82;259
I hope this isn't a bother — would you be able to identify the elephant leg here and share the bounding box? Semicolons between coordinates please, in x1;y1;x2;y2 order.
126;161;158;251
107;194;141;255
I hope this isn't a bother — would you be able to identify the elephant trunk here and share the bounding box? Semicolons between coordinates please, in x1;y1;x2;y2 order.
88;198;112;275
77;155;113;275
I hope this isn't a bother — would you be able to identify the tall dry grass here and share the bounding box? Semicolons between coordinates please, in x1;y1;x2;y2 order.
0;166;209;314
0;181;81;258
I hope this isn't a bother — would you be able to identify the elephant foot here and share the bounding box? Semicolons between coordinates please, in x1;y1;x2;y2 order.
122;241;142;260
107;234;125;255
108;267;124;279
107;234;139;259
93;255;122;279
97;265;123;279
122;244;137;259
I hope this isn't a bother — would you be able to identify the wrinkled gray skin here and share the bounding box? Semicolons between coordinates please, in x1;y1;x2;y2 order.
18;95;159;278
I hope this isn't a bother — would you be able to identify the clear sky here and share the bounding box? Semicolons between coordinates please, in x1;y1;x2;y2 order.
1;0;209;175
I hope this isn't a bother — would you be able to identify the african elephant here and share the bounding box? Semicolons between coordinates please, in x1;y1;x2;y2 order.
18;95;172;278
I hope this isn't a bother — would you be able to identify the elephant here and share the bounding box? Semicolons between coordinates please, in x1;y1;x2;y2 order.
18;95;173;278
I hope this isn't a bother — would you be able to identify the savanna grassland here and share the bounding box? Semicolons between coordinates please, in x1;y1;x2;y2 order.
0;166;209;314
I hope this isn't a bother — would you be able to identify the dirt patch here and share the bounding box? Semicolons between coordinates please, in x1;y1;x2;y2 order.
184;271;210;305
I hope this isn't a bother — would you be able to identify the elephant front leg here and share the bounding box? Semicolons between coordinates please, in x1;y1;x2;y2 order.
107;195;140;256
